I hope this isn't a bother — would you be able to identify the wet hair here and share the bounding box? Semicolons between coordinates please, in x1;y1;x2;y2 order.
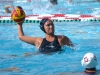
16;6;23;9
39;18;51;33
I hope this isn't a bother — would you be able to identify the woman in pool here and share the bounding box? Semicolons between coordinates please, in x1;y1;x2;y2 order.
17;18;73;54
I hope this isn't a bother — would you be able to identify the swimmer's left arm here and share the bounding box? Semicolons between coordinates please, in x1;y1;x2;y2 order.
63;36;74;47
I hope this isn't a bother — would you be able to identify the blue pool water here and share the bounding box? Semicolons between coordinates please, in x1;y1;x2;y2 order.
0;0;100;75
0;22;100;75
0;0;100;15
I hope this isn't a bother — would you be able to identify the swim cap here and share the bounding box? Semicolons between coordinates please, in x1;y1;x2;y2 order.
39;18;50;33
81;52;98;68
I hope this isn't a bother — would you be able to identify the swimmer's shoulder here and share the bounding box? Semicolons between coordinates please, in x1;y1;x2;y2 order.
35;37;43;47
56;35;66;44
56;35;64;37
35;37;43;42
56;35;69;40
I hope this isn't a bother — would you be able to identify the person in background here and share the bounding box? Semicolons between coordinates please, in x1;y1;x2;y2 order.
56;52;99;75
49;0;58;5
45;0;58;10
4;5;14;13
81;52;99;75
17;17;74;54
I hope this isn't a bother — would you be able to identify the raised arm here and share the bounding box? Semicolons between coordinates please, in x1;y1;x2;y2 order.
17;23;37;45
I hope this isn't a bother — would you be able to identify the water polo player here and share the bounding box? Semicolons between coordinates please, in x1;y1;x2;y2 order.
17;17;74;54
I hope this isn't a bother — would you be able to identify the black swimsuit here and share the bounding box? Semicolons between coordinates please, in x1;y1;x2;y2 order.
39;36;61;54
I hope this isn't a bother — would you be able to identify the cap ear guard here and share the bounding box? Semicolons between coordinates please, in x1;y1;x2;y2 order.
39;23;46;33
39;18;50;33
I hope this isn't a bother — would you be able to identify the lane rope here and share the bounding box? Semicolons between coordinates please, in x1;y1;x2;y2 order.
0;14;100;23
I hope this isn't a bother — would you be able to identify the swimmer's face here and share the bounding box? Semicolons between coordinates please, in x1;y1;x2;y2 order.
44;20;54;34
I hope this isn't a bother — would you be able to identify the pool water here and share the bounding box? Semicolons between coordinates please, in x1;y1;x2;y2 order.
0;22;100;75
0;0;100;75
0;0;100;15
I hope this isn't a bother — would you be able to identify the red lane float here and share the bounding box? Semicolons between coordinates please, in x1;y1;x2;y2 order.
0;14;100;21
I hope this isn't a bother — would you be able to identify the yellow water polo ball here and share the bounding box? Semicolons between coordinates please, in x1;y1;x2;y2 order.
11;8;26;23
